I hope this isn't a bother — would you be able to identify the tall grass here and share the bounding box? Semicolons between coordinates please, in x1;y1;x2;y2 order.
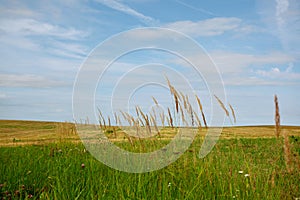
274;95;280;138
95;77;236;142
274;95;299;174
1;137;299;199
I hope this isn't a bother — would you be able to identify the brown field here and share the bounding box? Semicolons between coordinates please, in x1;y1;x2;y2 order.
1;119;300;147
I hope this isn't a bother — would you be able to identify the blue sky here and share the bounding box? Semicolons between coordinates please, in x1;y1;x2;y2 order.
0;0;299;126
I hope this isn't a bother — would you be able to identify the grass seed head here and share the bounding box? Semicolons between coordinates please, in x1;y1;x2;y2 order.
229;104;236;124
214;95;229;117
274;95;280;138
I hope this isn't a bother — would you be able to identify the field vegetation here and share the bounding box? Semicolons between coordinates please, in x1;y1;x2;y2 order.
1;81;299;199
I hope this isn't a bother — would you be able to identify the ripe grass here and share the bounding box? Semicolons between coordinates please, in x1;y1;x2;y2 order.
167;107;174;128
97;77;234;139
273;95;299;174
195;95;207;128
229;104;236;124
214;95;229;117
274;95;280;138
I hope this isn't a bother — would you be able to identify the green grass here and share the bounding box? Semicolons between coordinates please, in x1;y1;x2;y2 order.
1;136;299;199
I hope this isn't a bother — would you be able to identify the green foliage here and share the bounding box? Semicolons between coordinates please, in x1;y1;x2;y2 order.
0;138;299;199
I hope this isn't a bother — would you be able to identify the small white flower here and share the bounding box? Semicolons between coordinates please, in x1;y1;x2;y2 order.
168;182;171;187
244;174;250;177
233;196;236;198
238;171;243;174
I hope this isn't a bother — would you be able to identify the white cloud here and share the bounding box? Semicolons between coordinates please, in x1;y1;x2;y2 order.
0;35;40;51
0;18;87;40
223;76;290;86
259;0;300;54
286;63;293;72
0;93;8;99
255;63;300;80
123;28;176;40
0;74;67;88
209;51;299;86
170;51;294;74
166;50;297;86
0;7;36;18
95;0;158;25
0;18;89;59
211;51;294;73
175;0;216;16
276;0;289;27
234;24;265;35
164;17;242;37
47;41;89;59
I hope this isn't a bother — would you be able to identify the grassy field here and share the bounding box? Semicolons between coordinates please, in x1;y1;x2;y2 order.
0;120;300;199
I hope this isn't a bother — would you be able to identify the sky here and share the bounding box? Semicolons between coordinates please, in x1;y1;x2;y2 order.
0;0;299;126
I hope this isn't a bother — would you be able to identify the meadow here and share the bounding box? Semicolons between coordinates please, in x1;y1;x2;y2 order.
1;83;299;199
0;120;299;199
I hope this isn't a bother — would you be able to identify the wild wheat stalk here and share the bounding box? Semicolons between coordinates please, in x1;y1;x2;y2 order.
97;108;105;129
126;134;134;146
183;94;188;109
193;110;202;128
179;103;186;125
124;111;131;126
127;113;135;126
174;95;179;113
214;95;233;124
145;114;152;135
186;100;194;126
151;107;157;122
137;106;147;124
165;76;180;113
100;115;106;129
150;114;160;137
135;106;140;118
138;117;145;127
135;106;145;126
167;107;174;128
283;130;292;173
195;95;207;128
116;113;122;126
179;91;185;102
274;95;292;173
120;110;131;126
229;104;236;124
165;75;171;89
137;106;152;135
159;111;165;127
108;116;111;128
214;95;229;116
98;118;103;129
113;113;117;138
133;118;141;138
170;86;179;113
274;95;280;138
152;96;159;105
114;112;118;125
